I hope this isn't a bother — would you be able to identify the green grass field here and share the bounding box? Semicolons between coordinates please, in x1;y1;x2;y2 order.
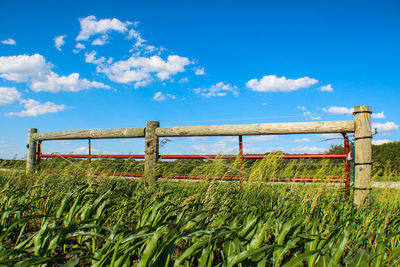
1;155;400;266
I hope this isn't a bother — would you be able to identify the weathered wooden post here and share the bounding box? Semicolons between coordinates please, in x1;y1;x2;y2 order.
26;128;38;174
353;105;372;206
144;121;160;185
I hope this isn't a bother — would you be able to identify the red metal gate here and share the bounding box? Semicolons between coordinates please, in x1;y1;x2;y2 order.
38;134;351;194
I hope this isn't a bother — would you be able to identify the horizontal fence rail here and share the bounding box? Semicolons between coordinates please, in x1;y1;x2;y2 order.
33;127;145;140
31;121;354;141
26;105;372;206
156;121;355;137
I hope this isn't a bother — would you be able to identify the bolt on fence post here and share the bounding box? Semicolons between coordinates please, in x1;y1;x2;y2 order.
353;105;372;206
26;128;38;174
144;121;160;186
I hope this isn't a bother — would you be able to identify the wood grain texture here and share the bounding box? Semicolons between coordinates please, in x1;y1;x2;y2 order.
156;121;354;137
26;128;37;174
144;121;160;186
33;127;145;140
353;105;372;206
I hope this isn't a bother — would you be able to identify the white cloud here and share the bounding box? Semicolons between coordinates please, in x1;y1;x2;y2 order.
73;42;86;53
246;75;318;92
291;146;325;154
7;99;66;117
319;84;333;92
194;82;238;97
244;147;264;153
372;112;385;119
185;137;209;141
153;91;176;102
0;87;21;105
97;55;190;87
70;146;113;154
0;53;49;82
309;116;322;120
194;67;205;75
262;102;267;106
372;122;398;134
30;72;110;92
54;35;66;51
75;16;190;88
179;77;189;83
92;35;108;46
192;137;237;154
295;138;311;143
245;135;277;143
319;133;343;139
0;54;110;92
128;29;160;56
1;38;17;45
301;108;322;121
76;15;130;41
85;51;106;64
297;106;306;111
153;92;165;101
372;139;392;145
323;106;353;115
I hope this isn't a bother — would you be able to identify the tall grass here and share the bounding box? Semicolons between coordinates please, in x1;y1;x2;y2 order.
0;155;399;266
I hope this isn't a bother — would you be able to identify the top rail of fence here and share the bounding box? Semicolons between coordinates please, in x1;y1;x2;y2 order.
32;120;355;141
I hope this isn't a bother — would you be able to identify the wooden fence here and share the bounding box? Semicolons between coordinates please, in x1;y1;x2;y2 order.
26;105;372;205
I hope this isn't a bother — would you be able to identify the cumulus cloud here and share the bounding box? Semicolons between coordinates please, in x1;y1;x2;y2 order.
0;54;109;92
73;42;85;53
6;99;66;117
194;67;205;75
192;137;237;154
295;138;311;143
372;122;398;134
0;87;21;105
54;35;66;51
246;75;318;92
194;82;238;97
297;106;306;111
319;84;333;92
30;72;110;92
71;146;114;154
85;51;106;64
153;91;176;102
245;135;277;143
309;116;322;120
323;106;353;115
372;139;392;145
291;146;325;154
75;15;193;88
319;133;342;139
179;77;189;83
96;54;190;87
1;38;17;45
92;35;108;46
372;112;385;119
76;15;130;41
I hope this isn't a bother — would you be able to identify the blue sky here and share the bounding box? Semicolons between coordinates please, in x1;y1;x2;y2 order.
0;0;399;158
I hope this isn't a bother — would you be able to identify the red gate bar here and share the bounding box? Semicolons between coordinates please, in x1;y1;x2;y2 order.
42;170;345;183
39;153;347;160
37;134;351;195
342;134;351;195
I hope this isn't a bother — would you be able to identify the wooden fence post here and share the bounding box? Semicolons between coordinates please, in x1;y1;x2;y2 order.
353;105;372;206
144;121;160;185
26;128;38;174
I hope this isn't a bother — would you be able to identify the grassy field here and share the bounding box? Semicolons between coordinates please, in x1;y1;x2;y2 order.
1;156;400;266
